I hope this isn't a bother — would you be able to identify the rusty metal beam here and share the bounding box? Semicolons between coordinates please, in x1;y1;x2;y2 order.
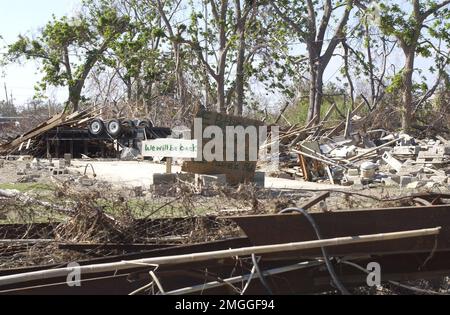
229;205;450;258
57;243;175;253
2;251;450;295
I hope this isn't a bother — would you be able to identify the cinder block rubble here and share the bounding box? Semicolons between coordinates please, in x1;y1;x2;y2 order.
153;173;177;185
253;172;266;188
196;174;227;188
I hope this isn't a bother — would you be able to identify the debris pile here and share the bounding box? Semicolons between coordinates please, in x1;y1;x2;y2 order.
275;104;449;189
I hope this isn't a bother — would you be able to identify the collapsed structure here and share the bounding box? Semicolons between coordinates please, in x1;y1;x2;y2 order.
276;102;449;190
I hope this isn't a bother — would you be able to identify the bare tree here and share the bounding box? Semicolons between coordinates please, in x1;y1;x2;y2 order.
271;0;355;124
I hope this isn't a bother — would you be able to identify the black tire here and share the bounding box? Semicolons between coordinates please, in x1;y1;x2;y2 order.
139;119;153;128
122;120;135;128
88;119;105;136
107;119;122;138
121;119;135;136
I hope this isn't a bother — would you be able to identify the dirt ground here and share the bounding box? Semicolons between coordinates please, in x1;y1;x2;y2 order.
1;158;449;219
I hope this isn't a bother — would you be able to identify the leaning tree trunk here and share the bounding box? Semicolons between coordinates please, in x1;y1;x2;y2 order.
234;0;246;116
174;43;187;112
68;82;84;113
307;66;325;124
313;69;325;124
234;30;245;116
402;50;415;131
307;63;318;123
217;76;226;113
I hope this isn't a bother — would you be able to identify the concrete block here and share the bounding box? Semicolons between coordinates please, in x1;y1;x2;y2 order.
253;172;266;188
17;156;32;162
347;168;359;177
445;146;450;155
400;176;417;188
392;146;420;156
430;176;448;184
340;177;352;186
16;170;26;176
352;183;364;190
153;173;177;185
56;159;66;169
381;177;400;187
417;173;432;180
52;169;69;176
351;177;364;190
344;175;360;185
419;147;447;158
196;174;227;188
389;175;401;184
64;154;72;166
80;176;95;187
406;181;426;190
382;152;403;173
398;165;424;176
134;186;144;197
425;182;440;189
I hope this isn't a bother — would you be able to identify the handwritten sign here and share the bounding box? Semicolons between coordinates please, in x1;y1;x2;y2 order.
142;139;198;158
182;110;264;185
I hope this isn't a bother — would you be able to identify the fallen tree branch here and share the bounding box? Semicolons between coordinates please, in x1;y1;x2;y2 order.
277;189;450;203
0;189;74;214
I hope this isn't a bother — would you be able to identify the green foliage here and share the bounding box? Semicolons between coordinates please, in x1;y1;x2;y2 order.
0;183;54;193
4;0;450;121
386;72;404;94
4;5;129;111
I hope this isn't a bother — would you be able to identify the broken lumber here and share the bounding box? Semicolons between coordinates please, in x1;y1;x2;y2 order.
292;149;344;168
298;192;331;210
348;137;402;163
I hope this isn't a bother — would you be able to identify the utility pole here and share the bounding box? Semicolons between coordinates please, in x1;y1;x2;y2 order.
204;1;209;110
4;83;9;105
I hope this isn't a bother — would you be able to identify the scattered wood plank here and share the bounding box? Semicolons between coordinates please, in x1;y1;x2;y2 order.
348;137;402;163
298;192;331;210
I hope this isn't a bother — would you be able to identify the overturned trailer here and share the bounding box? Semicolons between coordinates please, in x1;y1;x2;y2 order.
44;119;172;158
0;109;172;158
